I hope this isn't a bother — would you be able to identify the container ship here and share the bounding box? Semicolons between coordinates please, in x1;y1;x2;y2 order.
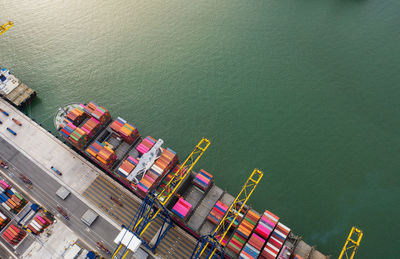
0;68;36;108
54;101;327;259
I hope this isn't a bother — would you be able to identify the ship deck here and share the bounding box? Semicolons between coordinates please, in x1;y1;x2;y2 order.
3;82;36;107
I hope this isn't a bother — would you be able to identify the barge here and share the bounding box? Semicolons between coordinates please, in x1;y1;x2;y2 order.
0;68;36;108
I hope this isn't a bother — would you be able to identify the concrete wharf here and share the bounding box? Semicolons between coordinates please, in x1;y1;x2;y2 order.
0;97;328;259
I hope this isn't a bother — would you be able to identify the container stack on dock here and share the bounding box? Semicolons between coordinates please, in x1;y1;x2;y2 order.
207;201;228;225
226;210;260;256
1;224;26;246
193;169;213;191
136;136;156;155
110;117;139;144
27;214;51;235
0;179;26;213
86;141;117;167
172;197;193;220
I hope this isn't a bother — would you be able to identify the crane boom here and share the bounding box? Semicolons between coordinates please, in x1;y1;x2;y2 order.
0;21;13;36
339;227;363;259
192;169;263;259
113;138;210;259
157;137;210;204
134;138;210;237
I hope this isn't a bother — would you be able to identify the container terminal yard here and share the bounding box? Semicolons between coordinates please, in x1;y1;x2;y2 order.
0;82;334;259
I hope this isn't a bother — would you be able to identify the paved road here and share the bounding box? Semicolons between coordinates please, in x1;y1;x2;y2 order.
0;137;119;257
83;173;199;259
0;136;201;259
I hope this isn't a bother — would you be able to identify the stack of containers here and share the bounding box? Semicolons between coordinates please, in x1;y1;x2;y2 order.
85;141;117;167
137;148;178;196
228;205;248;230
110;117;140;144
155;164;187;196
193;169;213;191
226;210;260;255
136;136;156;155
171;198;193;220
0;210;8;229
207;201;228;225
83;102;111;125
80;117;100;138
68;128;88;149
0;180;25;213
240;233;265;259
65;106;85;126
1;224;26;246
117;156;139;178
261;223;291;259
27;215;50;235
59;123;76;140
255;210;280;244
39;211;54;226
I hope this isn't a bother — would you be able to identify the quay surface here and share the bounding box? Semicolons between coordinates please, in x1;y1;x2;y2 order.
0;97;328;259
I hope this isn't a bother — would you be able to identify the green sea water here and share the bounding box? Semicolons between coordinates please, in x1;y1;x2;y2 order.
1;0;400;257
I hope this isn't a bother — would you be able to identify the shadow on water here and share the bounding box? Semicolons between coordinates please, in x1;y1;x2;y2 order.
21;97;42;117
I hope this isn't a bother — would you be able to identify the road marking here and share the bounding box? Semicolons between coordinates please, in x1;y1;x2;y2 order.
0;166;113;250
84;177;139;224
0;240;19;259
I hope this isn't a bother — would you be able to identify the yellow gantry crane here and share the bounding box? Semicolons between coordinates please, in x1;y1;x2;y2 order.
0;21;13;36
191;169;263;259
134;137;210;234
338;227;363;259
113;138;210;258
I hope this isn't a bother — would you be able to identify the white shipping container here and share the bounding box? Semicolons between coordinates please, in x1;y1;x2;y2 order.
20;210;36;226
151;165;163;174
274;229;287;240
277;222;291;233
269;236;283;247
264;247;278;257
266;242;279;253
1;202;11;211
31;222;42;233
0;211;7;220
30;220;42;231
118;168;129;176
